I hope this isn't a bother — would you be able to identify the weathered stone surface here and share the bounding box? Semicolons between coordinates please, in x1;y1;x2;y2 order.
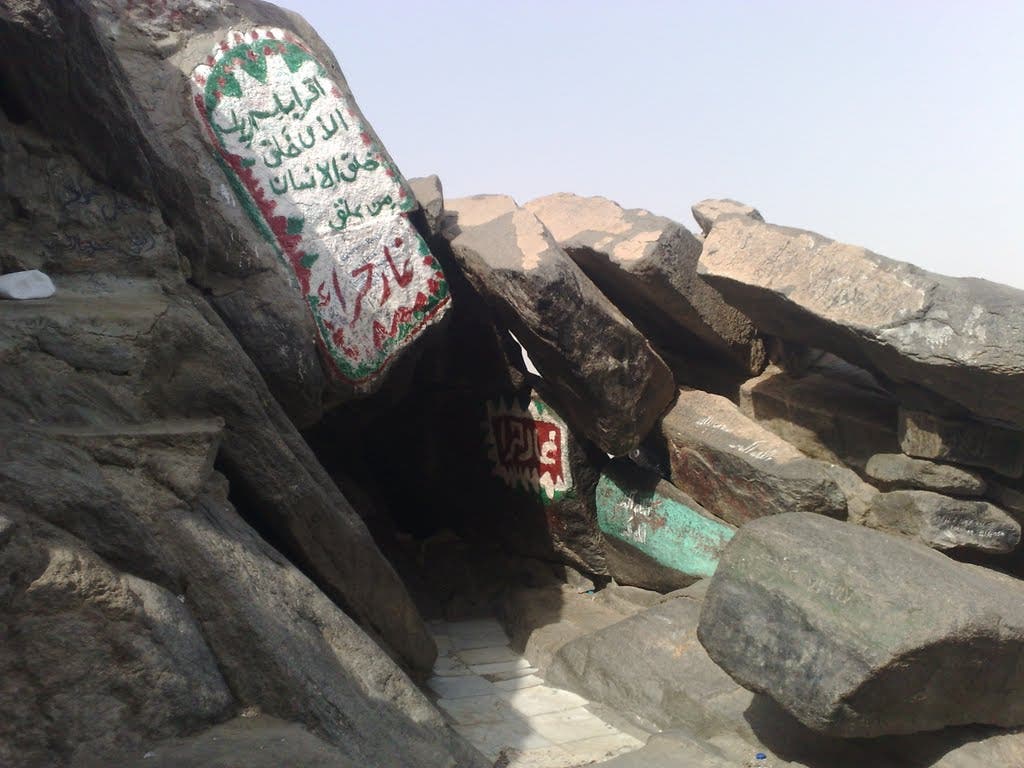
899;408;1024;479
123;716;359;768
989;481;1024;518
690;198;764;236
409;174;445;237
698;512;1024;736
596;459;734;591
866;453;988;496
698;216;1024;432
527;193;765;376
656;388;848;526
865;490;1019;554
0;269;55;299
0;505;234;768
740;364;899;468
442;194;675;455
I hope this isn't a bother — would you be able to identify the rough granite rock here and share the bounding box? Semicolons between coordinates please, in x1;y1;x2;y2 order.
656;388;848;526
866;453;988;496
526;193;765;376
698;513;1024;737
698;216;1024;432
409;174;445;237
899;408;1024;479
690;198;764;236
865;490;1019;554
442;194;675;455
740;364;899;469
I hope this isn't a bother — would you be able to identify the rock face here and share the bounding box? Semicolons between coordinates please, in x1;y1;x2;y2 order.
596;459;734;591
699;215;1024;432
690;198;764;236
865;490;1019;554
698;513;1024;737
526;193;765;376
657;388;848;526
899;408;1024;479
442;194;675;455
740;364;899;469
866;453;987;496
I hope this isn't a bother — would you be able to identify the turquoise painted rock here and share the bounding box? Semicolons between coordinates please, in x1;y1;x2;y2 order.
597;460;734;590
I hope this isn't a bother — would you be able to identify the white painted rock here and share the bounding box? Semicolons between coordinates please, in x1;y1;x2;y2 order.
0;270;55;300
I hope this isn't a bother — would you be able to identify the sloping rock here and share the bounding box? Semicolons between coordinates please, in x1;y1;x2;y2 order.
656;388;848;526
865;490;1019;554
698;216;1024;431
409;174;445;237
740;364;899;469
899;408;1024;479
526;193;765;376
690;198;764;236
698;512;1024;737
442;194;675;455
866;453;987;496
0;505;234;768
596;459;734;591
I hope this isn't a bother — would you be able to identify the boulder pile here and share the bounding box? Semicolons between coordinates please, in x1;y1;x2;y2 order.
1;1;1022;766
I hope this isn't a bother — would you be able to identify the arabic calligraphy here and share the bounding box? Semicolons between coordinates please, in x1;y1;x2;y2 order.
484;395;573;503
191;27;450;388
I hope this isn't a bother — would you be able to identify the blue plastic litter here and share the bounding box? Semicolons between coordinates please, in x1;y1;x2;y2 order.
755;753;767;761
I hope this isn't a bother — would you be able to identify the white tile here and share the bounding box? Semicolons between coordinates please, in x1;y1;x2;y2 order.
446;618;505;635
486;666;540;682
505;744;577;767
527;707;620;744
433;635;452;654
561;731;644;762
494;674;545;692
450;630;511;650
470;659;533;676
453;720;553;758
501;685;588;717
458;645;520;665
432;655;473;677
426;674;495;699
437;693;519;725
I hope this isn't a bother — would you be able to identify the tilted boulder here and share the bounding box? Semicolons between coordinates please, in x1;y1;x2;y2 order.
866;453;987;496
698;513;1024;737
899;408;1024;479
690;198;764;236
698;215;1024;432
527;193;765;376
656;388;848;526
442;194;675;455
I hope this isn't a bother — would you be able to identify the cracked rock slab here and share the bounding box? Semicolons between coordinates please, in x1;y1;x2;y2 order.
698;216;1024;431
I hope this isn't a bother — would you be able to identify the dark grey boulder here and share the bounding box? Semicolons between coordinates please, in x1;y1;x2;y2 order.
527;193;765;376
699;216;1024;432
698;512;1024;737
657;388;848;526
899;408;1024;479
866;453;987;496
442;195;675;455
866;490;1019;554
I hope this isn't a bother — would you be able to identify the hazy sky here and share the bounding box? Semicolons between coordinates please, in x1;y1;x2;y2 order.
283;1;1023;288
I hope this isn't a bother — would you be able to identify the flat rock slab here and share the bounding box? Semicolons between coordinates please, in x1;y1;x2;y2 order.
740;364;899;469
657;388;848;526
698;216;1024;431
698;512;1024;737
690;198;764;236
899;408;1024;479
866;453;987;496
865;490;1019;554
527;193;764;376
596;459;734;590
443;195;675;455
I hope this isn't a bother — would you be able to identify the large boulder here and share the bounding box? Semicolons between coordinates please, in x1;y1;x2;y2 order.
698;215;1024;432
690;198;764;236
899;408;1024;479
866;453;987;496
655;388;849;526
698;513;1024;737
442;194;675;455
526;193;765;377
596;459;734;591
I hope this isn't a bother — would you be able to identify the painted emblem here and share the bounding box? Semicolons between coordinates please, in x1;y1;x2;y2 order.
191;28;449;387
484;396;573;503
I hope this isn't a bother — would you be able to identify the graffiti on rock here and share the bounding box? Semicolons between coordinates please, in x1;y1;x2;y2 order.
485;396;573;503
596;469;734;578
191;27;449;387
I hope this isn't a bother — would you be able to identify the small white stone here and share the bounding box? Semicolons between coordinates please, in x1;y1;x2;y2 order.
0;270;55;300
